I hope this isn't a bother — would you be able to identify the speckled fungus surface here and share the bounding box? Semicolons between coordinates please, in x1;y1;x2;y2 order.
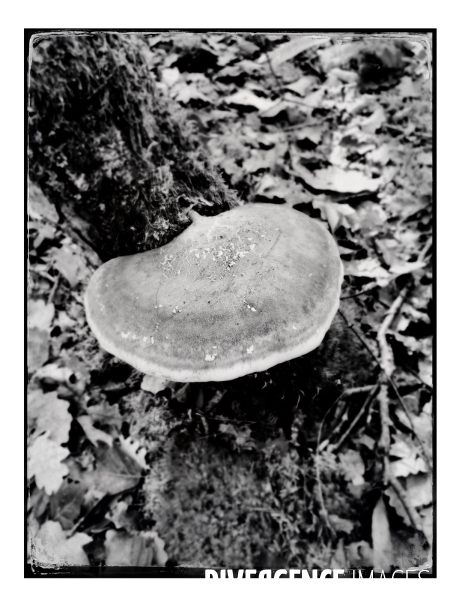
84;204;343;382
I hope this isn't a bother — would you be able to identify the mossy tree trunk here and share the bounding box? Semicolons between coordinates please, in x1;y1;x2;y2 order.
29;32;237;261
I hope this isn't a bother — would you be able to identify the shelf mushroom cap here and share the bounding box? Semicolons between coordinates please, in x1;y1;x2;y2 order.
84;204;343;382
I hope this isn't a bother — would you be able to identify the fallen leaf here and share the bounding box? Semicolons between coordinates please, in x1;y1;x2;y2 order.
224;89;275;112
31;520;91;566
28;327;49;372
367;144;391;166
258;36;329;68
297;165;379;193
50;246;88;288
295;125;324;146
385;473;433;527
33;222;56;248
92;442;141;495
118;436;148;469
304;89;326;111
28;182;59;222
389;433;427;478
161;67;180;87
55;311;77;330
360;107;386;134
406;473;433;508
34;360;89;397
330;538;347;569
29;435;70;495
285;76;316;96
28;390;72;445
50;481;87;530
86;401;123;428
372;496;393;572
339;449;365;486
175;84;211;105
328;67;359;84
357;201;388;235
313;198;358;232
389;260;426;276
343;258;391;287
398;76;422;98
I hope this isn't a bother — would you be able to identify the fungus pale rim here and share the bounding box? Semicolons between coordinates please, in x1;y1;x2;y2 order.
84;225;344;383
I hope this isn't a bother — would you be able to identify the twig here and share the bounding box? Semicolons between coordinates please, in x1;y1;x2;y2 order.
317;386;376;451
315;391;348;535
387;471;425;533
314;385;375;534
338;308;380;366
378;386;426;535
263;49;284;94
385;375;432;471
404;367;433;391
281;121;316;132
47;274;60;304
418;236;433;263
333;383;380;452
341;282;378;300
377;384;392;454
326;385;377;442
339;301;432;471
377;284;411;377
376;294;430;537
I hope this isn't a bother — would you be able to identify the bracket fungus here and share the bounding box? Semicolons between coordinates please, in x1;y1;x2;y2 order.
85;204;343;382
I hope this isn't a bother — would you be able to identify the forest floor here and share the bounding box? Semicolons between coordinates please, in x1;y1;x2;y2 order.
27;32;433;572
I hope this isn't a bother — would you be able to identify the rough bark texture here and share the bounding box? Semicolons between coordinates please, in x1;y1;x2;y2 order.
29;32;238;261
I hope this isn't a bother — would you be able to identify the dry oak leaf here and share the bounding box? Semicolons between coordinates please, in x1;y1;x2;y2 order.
28;390;72;445
31;520;91;566
224;89;275;112
29;435;69;495
297;165;379;194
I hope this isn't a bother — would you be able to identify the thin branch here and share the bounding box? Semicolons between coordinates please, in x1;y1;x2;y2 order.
326;384;377;442
338;308;380;366
47;274;60;304
418;236;433;263
377;284;411;377
333;383;380;452
263;49;284;94
387;470;426;534
341;282;378;300
340;300;432;471
378;387;426;536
